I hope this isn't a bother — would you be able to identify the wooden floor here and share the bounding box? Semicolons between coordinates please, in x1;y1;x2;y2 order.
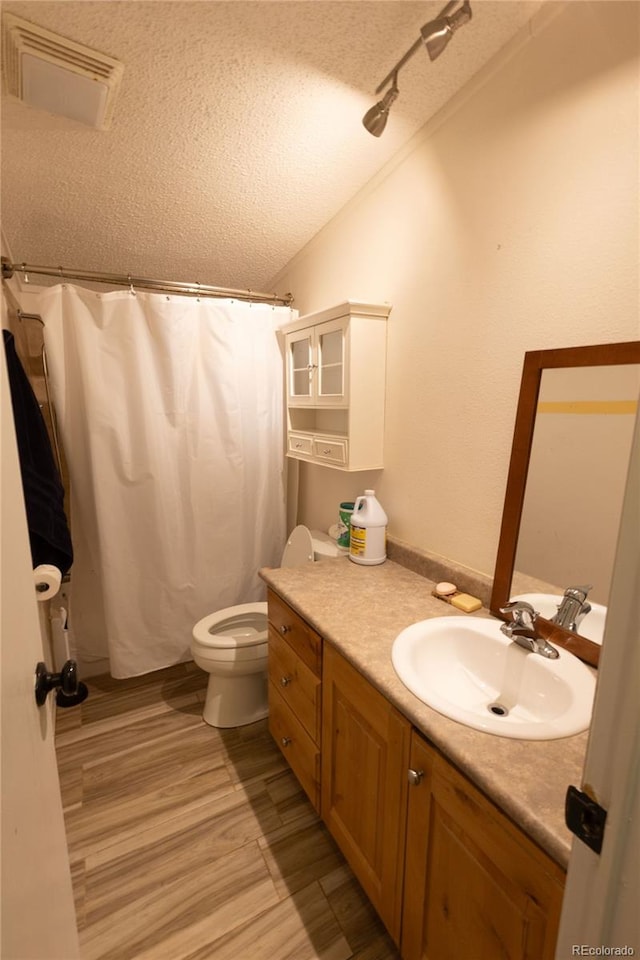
55;663;400;960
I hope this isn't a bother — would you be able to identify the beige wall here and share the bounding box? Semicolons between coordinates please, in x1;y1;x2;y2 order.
270;1;640;580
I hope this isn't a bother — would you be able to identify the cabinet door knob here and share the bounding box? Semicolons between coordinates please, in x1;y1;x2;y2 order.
408;768;424;786
280;624;291;634
280;676;292;687
281;737;292;747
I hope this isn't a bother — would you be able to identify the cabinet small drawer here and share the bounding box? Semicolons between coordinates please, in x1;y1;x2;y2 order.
269;682;320;812
312;438;348;465
269;628;321;742
268;589;322;676
288;433;313;456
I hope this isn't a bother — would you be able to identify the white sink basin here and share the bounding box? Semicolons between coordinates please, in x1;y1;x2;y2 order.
392;616;595;740
512;594;607;645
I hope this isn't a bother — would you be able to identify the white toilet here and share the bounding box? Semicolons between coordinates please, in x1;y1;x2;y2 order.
191;526;342;727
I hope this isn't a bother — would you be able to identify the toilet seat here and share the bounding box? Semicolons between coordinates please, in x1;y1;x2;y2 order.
281;525;315;567
192;602;268;655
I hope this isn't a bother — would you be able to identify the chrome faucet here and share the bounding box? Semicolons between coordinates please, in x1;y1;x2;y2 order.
499;600;560;659
550;584;592;633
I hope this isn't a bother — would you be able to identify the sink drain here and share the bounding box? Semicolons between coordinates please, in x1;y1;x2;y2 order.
487;702;509;717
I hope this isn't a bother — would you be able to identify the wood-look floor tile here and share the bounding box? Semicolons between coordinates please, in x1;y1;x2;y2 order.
84;777;283;922
83;663;197;700
218;720;289;785
175;880;352;960
56;696;206;770
80;722;230;805
64;764;235;860
259;813;345;898
69;859;87;932
320;866;401;959
58;760;83;811
80;840;280;960
79;670;207;726
264;768;317;825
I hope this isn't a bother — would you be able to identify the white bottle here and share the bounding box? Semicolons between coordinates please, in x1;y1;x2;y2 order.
349;489;387;565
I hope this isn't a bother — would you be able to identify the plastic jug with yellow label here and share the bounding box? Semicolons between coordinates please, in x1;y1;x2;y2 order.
349;489;387;565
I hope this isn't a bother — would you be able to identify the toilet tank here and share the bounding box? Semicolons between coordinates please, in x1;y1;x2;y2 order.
310;529;346;560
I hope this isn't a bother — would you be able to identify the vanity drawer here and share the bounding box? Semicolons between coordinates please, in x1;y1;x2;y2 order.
269;682;320;812
312;437;348;466
269;627;321;742
288;433;313;457
267;589;322;677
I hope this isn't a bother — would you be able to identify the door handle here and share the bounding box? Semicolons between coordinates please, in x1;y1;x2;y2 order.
35;659;89;708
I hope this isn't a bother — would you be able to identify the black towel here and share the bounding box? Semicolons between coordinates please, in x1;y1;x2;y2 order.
3;330;73;575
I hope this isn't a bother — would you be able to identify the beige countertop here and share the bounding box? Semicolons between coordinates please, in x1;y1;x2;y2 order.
260;555;589;869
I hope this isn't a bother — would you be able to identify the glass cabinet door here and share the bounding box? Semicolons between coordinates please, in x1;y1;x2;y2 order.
316;320;346;403
287;331;314;402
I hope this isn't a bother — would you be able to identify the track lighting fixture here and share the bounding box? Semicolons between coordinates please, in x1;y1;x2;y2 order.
362;0;472;137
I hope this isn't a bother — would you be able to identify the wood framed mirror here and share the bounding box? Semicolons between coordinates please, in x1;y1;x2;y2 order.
490;340;640;667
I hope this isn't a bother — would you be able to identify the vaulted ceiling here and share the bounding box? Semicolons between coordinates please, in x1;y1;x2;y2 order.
1;0;542;296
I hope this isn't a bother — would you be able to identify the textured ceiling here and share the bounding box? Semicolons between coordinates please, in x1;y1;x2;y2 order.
1;0;542;295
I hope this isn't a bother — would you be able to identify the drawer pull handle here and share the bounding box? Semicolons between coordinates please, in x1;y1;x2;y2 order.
281;737;292;747
280;625;291;634
295;442;302;449
322;448;332;455
408;768;424;786
280;676;292;687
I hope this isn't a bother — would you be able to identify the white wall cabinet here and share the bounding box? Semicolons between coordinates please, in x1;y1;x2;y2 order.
283;301;390;471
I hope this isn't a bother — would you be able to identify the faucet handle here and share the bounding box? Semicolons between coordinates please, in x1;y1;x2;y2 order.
500;600;538;627
563;584;593;602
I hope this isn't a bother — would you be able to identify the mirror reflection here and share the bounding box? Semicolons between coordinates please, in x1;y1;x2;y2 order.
513;364;639;608
491;341;640;666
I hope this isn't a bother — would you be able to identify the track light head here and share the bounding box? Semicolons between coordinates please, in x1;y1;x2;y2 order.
422;0;472;62
362;78;399;137
362;1;472;137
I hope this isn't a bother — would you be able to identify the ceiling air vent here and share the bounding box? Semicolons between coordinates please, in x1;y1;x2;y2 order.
2;13;124;129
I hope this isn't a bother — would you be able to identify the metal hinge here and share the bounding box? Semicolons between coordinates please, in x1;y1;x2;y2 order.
565;785;607;855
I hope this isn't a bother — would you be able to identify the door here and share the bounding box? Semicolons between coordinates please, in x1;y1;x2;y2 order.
285;318;348;407
555;412;640;957
285;328;314;404
402;731;564;960
0;330;80;958
315;317;347;406
321;643;410;943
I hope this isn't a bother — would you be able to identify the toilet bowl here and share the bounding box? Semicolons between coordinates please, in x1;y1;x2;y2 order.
191;526;341;728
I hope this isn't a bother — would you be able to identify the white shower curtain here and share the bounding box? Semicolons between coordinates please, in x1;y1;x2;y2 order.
37;283;290;678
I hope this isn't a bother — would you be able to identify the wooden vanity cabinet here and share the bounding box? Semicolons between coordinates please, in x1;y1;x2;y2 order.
402;731;565;960
266;590;566;958
267;589;322;812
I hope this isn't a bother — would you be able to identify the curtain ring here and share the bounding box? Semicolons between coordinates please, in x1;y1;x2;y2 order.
127;274;136;296
195;280;201;302
21;262;29;284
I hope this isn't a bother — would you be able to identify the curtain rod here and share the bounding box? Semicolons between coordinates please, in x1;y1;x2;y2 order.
1;257;294;307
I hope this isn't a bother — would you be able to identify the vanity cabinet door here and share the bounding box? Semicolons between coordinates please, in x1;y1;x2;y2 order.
402;731;565;960
321;643;410;944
